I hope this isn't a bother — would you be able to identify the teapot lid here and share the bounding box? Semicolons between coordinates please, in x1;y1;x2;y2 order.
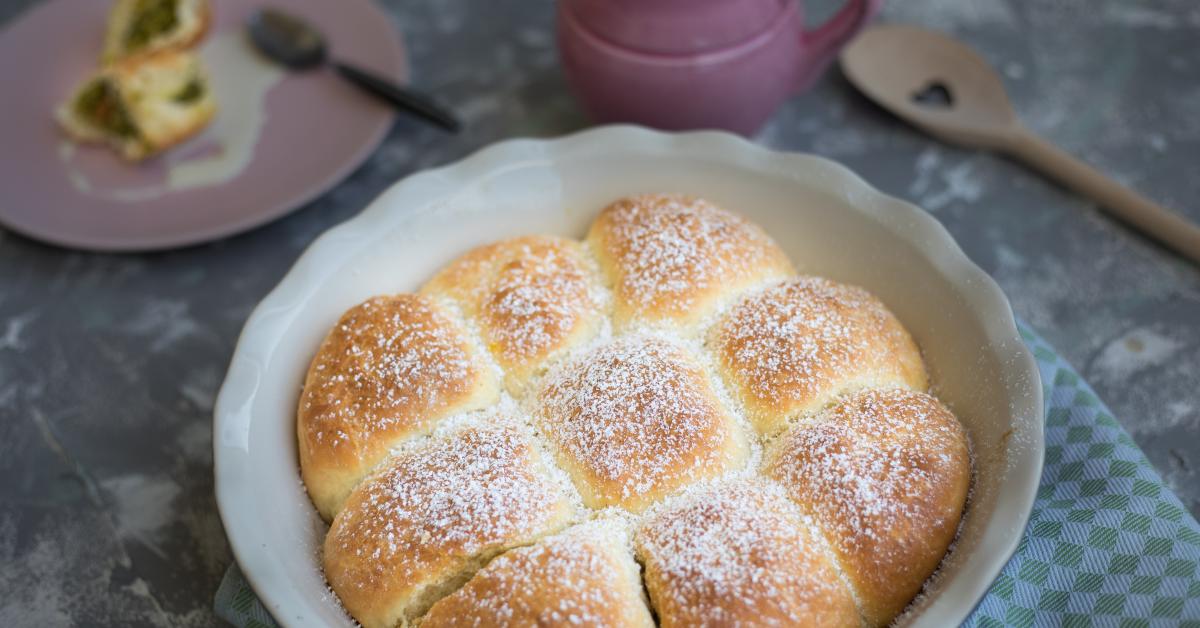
564;0;791;55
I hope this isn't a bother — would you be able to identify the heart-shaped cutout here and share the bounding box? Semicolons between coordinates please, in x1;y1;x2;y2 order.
911;81;955;108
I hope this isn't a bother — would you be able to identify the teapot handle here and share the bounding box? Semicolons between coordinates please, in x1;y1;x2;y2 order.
796;0;883;91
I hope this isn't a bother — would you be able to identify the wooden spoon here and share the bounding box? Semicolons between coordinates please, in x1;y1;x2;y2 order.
840;24;1200;266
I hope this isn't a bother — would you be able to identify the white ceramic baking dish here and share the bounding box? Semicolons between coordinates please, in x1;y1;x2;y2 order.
214;125;1043;627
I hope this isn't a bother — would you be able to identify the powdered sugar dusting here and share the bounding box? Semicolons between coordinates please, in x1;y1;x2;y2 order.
422;518;652;627
636;479;859;625
324;425;569;602
592;194;791;325
300;295;486;451
481;240;603;366
712;277;925;433
765;388;970;619
534;335;744;510
304;195;977;626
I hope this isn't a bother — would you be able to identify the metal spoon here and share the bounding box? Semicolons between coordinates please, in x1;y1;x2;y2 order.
248;7;460;132
840;25;1200;266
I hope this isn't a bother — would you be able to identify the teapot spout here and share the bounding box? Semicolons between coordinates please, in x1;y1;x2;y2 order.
796;0;883;92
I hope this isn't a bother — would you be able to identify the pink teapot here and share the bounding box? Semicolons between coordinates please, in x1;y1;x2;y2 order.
558;0;883;135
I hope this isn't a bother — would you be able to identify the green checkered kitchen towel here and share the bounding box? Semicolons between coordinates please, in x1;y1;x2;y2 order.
215;322;1200;626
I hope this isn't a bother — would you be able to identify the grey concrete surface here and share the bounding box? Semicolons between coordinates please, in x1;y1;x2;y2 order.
0;0;1197;625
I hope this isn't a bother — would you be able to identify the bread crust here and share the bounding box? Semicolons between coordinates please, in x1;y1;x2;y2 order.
533;336;747;512
587;194;794;333
421;235;606;396
710;276;928;435
422;520;655;627
766;388;971;626
637;480;861;627
297;294;499;521
323;425;573;628
298;195;973;627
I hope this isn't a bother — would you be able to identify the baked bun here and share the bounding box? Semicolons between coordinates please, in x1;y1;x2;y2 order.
636;480;860;627
422;519;654;627
323;424;573;628
422;235;606;397
298;194;974;626
103;0;211;64
709;276;928;435
765;388;971;626
586;194;793;333
297;295;499;520
533;336;747;512
57;51;215;161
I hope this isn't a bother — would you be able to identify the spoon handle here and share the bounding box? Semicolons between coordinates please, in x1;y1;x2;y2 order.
333;62;461;132
1004;126;1200;265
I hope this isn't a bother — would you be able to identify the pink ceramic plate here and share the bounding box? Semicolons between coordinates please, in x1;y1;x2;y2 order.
0;0;406;251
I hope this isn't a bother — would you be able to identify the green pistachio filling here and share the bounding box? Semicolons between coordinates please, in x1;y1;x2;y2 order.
123;0;180;51
173;76;205;104
75;79;139;139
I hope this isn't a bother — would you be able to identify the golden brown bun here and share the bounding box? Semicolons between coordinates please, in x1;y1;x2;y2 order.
323;425;574;628
299;194;971;626
422;519;654;627
636;480;860;627
710;276;928;435
297;294;499;521
765;388;971;626
421;235;606;397
586;194;794;333
103;0;211;64
57;51;216;161
534;336;747;512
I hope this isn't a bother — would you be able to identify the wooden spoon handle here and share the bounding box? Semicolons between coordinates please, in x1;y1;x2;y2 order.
1003;126;1200;265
